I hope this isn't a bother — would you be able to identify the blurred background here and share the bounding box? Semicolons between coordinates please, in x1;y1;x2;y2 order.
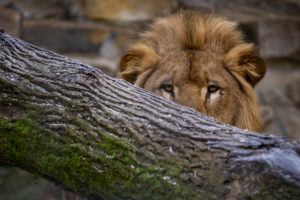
0;0;299;199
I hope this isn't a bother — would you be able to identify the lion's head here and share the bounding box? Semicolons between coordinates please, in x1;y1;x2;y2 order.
119;10;266;132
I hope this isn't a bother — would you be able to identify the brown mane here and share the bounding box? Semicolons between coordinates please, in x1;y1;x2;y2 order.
140;10;243;54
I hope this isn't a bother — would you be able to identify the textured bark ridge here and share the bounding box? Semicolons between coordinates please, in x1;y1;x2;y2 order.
0;32;300;200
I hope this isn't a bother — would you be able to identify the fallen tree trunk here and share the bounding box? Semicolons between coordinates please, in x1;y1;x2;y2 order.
0;31;300;200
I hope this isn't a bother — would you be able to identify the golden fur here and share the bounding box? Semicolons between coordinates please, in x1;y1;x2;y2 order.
119;10;266;132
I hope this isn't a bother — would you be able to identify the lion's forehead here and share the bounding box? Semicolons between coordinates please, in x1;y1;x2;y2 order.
158;50;230;86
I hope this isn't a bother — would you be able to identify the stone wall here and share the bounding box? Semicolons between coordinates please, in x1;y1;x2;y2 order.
0;0;299;199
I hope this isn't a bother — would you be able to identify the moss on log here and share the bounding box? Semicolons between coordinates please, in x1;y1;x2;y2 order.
0;32;300;199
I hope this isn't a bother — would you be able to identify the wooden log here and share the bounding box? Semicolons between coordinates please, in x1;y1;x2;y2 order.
0;32;300;200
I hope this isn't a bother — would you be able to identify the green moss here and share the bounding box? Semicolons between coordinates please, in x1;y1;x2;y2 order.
0;117;200;199
0;118;34;162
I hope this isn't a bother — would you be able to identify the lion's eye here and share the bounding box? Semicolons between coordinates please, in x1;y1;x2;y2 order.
208;85;219;93
161;84;174;93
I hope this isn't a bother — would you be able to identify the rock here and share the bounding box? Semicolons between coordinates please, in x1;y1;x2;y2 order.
83;0;178;22
98;32;120;60
256;70;291;106
0;167;48;200
259;104;274;128
0;8;21;37
61;0;85;19
256;63;300;105
258;19;300;59
218;8;262;23
14;0;66;20
277;107;300;141
0;0;12;7
238;22;258;44
22;20;108;53
65;54;119;77
257;64;300;141
41;182;86;200
22;20;136;54
177;0;219;10
178;0;300;17
224;0;300;17
287;77;300;107
260;105;300;141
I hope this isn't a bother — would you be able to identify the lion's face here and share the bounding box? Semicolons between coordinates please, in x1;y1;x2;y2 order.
119;11;266;132
140;51;242;126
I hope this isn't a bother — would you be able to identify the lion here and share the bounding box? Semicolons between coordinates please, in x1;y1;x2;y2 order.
119;10;266;132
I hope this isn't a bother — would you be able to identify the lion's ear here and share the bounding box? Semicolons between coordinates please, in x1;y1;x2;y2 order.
119;44;158;84
238;54;266;86
225;44;266;87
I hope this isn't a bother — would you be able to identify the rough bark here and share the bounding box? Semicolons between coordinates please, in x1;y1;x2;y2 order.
0;31;300;200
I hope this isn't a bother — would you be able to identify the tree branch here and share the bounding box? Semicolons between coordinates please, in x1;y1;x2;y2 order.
0;32;300;199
